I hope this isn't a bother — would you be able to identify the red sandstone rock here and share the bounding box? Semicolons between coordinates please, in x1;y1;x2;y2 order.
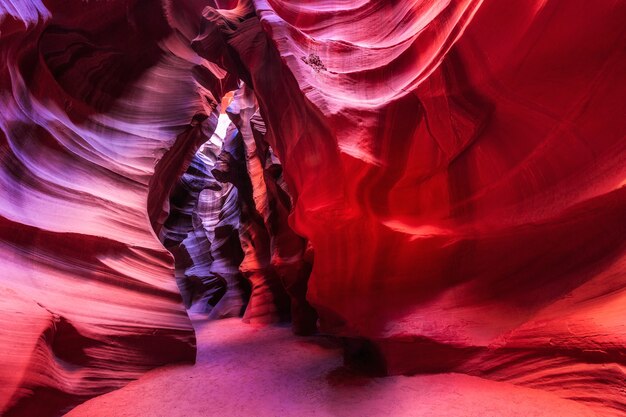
1;0;625;416
192;0;626;415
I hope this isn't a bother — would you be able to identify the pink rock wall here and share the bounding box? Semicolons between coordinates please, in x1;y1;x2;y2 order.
0;0;211;414
1;0;625;416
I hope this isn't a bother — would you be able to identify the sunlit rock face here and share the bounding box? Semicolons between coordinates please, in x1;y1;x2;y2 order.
1;0;625;416
161;150;237;315
163;87;317;330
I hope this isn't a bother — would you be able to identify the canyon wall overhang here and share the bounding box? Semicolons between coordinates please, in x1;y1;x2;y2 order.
192;0;626;414
0;1;209;415
1;0;625;416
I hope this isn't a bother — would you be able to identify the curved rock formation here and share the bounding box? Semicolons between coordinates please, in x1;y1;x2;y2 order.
221;86;313;327
161;151;228;313
163;85;317;330
0;1;207;415
1;0;625;416
190;0;626;415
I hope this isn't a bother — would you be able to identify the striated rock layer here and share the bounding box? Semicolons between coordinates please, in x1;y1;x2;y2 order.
220;86;316;330
0;0;218;415
162;86;318;330
190;0;626;415
1;0;625;416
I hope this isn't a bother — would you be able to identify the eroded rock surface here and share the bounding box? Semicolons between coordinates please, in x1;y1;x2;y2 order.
191;0;626;415
1;0;625;416
0;1;212;415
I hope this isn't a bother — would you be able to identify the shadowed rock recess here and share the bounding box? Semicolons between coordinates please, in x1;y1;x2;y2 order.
1;0;625;416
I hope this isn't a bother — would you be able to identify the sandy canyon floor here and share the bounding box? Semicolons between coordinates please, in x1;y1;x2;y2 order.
65;316;598;417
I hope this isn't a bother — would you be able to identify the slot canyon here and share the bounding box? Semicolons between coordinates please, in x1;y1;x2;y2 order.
1;0;625;416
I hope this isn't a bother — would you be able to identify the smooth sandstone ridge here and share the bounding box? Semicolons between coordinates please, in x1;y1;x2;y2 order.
0;1;204;415
1;0;625;416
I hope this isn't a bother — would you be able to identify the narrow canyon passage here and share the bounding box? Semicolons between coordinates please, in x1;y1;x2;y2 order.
1;0;625;416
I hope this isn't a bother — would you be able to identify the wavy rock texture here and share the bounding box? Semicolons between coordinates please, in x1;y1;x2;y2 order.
221;86;315;329
1;0;625;416
163;83;317;329
161;151;231;314
194;140;250;319
0;0;223;415
190;0;626;415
